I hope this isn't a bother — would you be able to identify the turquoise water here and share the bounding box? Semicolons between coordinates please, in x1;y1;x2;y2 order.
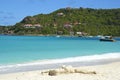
0;35;120;65
0;35;120;74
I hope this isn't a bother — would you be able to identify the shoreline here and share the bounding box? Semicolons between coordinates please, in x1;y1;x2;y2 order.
0;56;120;74
0;61;120;80
1;34;120;38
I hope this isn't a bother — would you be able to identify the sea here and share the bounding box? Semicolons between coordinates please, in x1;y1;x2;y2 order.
0;35;120;74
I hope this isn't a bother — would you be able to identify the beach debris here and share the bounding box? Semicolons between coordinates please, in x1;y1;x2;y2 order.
41;65;97;76
61;65;75;73
48;70;57;76
74;69;96;74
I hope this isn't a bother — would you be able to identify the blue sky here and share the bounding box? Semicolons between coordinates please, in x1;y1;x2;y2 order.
0;0;120;26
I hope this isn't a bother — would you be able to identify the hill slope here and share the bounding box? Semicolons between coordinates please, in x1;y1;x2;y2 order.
11;8;120;36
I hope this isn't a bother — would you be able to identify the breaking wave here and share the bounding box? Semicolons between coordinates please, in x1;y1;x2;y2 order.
0;52;120;74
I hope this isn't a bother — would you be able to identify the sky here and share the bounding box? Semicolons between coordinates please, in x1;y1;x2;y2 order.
0;0;120;26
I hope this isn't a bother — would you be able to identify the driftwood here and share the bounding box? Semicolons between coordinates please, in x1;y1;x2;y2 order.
74;69;96;74
48;70;57;76
41;65;97;76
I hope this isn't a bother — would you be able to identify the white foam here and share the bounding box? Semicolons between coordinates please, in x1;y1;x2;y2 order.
0;53;120;71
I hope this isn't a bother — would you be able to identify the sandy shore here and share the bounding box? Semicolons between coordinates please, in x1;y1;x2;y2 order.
0;62;120;80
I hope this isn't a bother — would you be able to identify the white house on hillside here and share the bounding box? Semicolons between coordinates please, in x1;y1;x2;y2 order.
24;24;42;28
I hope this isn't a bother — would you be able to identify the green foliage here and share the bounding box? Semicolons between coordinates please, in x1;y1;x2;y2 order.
1;8;120;36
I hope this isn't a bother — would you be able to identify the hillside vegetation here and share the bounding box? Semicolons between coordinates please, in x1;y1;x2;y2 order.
2;7;120;36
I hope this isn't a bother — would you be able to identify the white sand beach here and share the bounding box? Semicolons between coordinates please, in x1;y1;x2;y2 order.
0;62;120;80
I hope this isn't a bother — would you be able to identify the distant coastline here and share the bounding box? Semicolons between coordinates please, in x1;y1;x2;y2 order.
1;34;120;38
1;8;120;36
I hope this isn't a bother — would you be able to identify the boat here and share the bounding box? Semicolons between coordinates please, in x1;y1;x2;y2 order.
56;35;60;38
99;36;116;42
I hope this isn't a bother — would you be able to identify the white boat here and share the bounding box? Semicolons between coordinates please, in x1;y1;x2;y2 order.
56;35;60;38
99;36;116;42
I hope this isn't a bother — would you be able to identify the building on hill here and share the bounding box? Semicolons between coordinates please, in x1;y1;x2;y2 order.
53;23;57;27
24;24;34;28
76;32;88;36
33;24;42;28
57;12;64;16
64;23;72;28
8;31;14;34
24;24;42;28
57;31;63;35
70;31;74;36
74;22;81;25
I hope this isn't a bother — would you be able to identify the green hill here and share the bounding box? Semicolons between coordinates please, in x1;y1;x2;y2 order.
8;7;120;36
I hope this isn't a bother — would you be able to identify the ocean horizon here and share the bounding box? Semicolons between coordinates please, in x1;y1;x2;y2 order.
0;35;120;74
